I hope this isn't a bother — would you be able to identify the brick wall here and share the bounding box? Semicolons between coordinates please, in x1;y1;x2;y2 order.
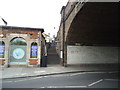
0;29;39;39
29;59;38;65
0;59;5;65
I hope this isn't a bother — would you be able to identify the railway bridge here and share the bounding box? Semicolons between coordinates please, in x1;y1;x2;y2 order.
56;1;119;66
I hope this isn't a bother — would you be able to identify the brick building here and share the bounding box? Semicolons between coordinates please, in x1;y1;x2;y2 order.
0;25;46;67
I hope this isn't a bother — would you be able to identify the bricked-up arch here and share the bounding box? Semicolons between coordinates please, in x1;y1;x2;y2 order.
30;42;38;58
9;37;27;65
0;41;5;58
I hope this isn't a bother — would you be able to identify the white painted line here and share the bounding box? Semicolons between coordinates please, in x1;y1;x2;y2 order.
64;86;87;88
47;86;56;88
46;86;87;88
88;79;103;87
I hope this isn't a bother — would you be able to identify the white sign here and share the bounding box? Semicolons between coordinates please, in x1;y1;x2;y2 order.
13;48;25;59
60;50;63;58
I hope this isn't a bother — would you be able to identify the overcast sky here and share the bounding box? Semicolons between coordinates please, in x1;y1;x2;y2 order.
0;0;68;37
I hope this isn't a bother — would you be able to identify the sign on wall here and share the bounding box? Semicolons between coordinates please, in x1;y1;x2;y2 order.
10;45;27;64
31;45;38;58
0;44;5;57
13;48;25;59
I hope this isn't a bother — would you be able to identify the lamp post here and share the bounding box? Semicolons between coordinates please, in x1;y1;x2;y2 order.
62;6;66;66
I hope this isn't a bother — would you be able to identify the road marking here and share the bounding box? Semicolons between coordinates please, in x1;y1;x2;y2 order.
88;79;103;87
46;86;87;88
63;86;87;88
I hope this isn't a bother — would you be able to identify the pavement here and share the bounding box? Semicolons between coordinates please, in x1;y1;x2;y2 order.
1;64;119;80
1;44;118;80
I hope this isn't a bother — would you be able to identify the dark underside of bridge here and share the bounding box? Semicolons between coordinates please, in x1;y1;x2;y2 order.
67;2;119;46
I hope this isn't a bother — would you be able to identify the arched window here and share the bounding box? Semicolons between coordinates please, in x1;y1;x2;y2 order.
30;42;38;58
11;37;27;45
0;41;5;58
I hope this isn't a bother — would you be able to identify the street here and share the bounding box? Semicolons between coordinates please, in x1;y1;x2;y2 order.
2;71;119;89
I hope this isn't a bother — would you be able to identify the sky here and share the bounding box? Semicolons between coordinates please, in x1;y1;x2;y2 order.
0;0;68;37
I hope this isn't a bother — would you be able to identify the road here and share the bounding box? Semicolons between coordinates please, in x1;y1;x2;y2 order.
2;71;119;89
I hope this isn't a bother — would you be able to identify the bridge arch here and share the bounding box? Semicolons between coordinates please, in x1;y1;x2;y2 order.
66;2;119;46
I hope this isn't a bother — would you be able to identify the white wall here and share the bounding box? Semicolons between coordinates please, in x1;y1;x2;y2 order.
67;46;119;64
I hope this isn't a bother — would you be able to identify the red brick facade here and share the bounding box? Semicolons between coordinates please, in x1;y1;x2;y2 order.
0;29;39;39
0;59;5;65
29;59;38;65
0;26;45;67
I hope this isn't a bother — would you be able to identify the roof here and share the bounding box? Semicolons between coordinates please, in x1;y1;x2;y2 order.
42;33;50;37
0;25;44;33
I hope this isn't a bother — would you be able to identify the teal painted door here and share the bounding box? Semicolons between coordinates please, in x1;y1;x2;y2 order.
9;38;27;65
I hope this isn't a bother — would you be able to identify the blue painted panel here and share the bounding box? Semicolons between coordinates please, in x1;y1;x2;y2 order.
0;45;5;57
31;45;38;57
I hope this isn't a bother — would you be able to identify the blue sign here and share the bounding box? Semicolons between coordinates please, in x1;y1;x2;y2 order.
0;45;5;57
31;45;38;57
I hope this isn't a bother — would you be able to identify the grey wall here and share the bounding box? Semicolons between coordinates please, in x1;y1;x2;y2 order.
67;46;119;64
